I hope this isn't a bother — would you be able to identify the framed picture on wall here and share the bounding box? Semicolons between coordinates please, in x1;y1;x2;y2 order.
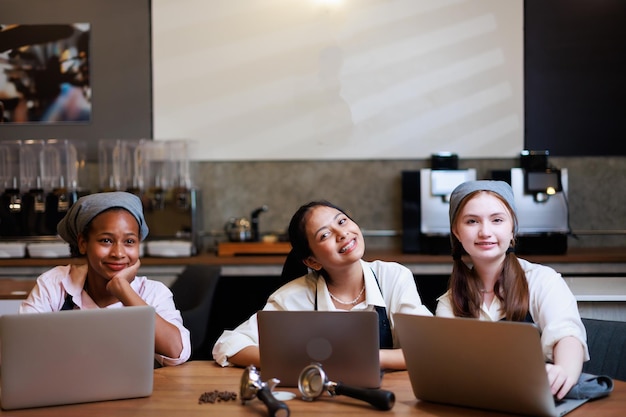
0;23;91;124
0;0;152;162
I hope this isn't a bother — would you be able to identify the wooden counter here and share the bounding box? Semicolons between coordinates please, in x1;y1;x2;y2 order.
3;248;626;317
1;247;625;268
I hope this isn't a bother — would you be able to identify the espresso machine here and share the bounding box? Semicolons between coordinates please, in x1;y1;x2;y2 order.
402;153;476;254
99;139;202;256
492;150;569;254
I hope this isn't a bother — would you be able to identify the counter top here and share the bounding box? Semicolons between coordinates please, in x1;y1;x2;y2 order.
2;247;626;305
374;247;626;265
1;247;625;268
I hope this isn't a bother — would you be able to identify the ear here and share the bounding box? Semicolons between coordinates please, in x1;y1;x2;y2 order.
451;225;460;242
303;256;322;271
77;234;87;255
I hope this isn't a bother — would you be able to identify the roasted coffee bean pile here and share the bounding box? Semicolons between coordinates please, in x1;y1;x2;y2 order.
198;390;238;404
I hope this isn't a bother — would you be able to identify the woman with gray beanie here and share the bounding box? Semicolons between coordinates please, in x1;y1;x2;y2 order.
19;191;191;367
435;180;588;400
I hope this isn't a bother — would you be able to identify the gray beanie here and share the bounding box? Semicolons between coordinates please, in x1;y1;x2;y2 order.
449;180;518;235
57;191;149;246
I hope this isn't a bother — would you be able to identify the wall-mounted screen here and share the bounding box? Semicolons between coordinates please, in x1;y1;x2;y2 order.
524;0;626;156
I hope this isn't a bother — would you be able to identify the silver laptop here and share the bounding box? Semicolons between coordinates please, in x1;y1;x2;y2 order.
394;314;589;417
257;310;381;388
0;305;155;410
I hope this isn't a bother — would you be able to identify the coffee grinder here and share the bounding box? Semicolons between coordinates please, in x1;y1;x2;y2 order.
41;139;82;234
402;153;476;254
0;140;22;237
132;139;202;256
17;139;48;235
492;150;569;254
0;139;84;240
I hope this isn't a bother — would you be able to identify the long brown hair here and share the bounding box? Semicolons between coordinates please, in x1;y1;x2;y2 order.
449;190;529;321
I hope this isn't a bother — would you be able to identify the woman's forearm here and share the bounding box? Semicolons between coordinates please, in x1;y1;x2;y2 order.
379;348;406;371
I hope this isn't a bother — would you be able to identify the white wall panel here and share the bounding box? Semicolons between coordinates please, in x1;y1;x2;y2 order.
152;0;523;161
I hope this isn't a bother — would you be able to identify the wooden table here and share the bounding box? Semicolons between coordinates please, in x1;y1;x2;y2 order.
0;361;624;416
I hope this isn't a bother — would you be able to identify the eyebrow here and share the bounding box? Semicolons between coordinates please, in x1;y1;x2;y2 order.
95;231;139;238
313;212;342;237
461;211;508;218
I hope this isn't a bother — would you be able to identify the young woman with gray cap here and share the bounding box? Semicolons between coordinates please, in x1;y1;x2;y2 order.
19;191;191;366
436;180;588;400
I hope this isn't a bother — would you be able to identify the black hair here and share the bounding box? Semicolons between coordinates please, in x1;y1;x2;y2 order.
281;200;351;281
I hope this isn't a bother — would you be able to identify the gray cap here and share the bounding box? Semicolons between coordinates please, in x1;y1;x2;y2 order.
449;180;517;235
57;191;149;246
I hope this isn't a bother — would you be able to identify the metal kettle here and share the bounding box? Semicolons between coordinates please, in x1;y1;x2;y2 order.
224;205;268;242
225;217;252;242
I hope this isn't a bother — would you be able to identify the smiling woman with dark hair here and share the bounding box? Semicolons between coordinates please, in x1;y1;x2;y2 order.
212;200;432;371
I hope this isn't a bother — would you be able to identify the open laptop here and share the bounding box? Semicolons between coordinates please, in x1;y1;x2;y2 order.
0;305;155;410
394;314;589;417
257;310;381;388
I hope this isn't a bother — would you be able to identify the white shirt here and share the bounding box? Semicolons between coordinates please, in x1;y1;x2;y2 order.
212;259;432;366
19;264;191;367
436;257;589;362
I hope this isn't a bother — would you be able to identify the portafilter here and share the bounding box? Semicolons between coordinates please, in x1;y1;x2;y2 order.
240;365;290;417
297;362;395;411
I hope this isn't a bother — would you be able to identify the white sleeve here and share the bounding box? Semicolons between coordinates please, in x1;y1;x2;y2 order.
393;269;433;316
148;282;192;367
527;266;589;362
212;312;261;367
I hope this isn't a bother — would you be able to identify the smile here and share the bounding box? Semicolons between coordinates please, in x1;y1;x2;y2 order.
107;263;127;271
339;238;356;253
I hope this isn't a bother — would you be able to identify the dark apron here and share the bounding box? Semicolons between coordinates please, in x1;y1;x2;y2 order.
61;293;77;310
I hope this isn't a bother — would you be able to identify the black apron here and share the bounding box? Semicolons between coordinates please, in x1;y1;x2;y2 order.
61;293;77;310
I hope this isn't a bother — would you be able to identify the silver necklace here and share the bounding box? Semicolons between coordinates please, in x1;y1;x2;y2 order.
328;284;365;305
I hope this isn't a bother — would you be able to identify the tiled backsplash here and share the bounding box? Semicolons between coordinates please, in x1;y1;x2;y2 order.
83;157;626;251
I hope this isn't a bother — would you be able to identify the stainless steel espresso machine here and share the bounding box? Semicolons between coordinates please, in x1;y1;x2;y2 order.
402;153;476;254
492;150;569;254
